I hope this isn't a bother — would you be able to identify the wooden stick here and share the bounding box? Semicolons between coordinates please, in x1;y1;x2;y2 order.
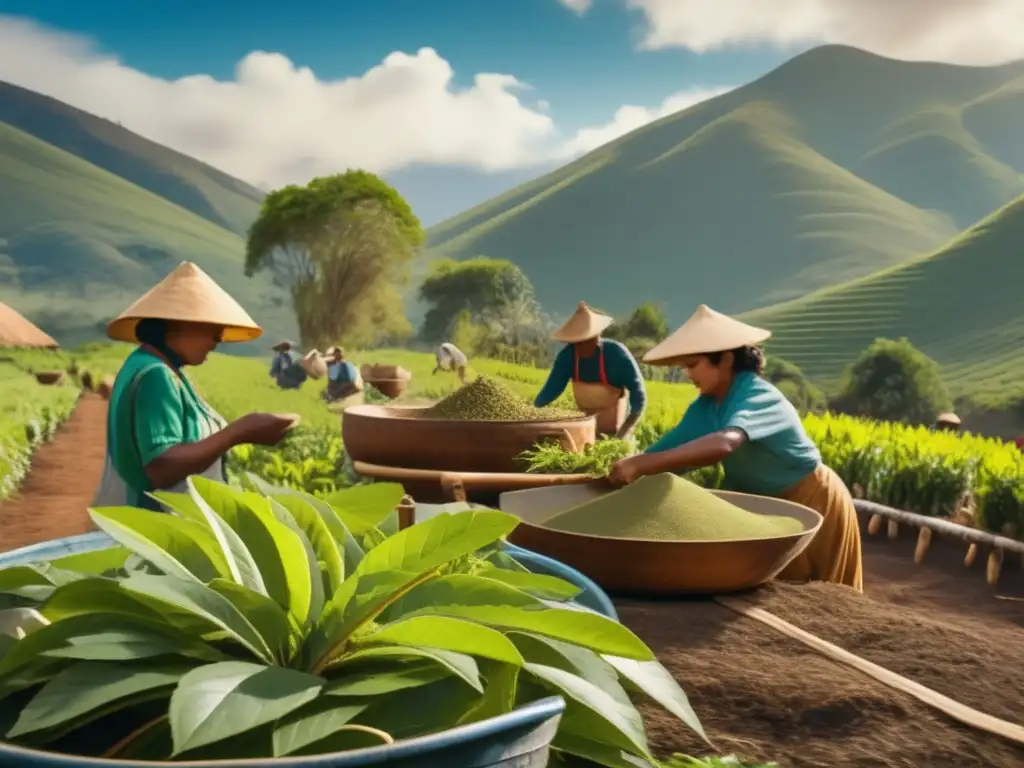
397;495;416;531
886;519;899;540
867;514;883;536
914;527;932;564
965;542;979;568
987;549;1004;587
854;500;1024;556
716;596;1024;745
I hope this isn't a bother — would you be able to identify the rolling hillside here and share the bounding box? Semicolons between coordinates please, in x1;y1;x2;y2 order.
741;193;1024;402
427;45;1024;325
0;120;294;350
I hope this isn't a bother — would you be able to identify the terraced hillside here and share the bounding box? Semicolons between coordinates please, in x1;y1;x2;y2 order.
741;193;1024;401
0;121;294;350
427;45;1024;325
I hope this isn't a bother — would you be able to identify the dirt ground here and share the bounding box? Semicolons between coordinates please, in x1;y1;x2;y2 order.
617;535;1024;768
0;393;106;551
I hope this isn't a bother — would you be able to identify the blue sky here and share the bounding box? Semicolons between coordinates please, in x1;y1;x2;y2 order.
0;0;1020;224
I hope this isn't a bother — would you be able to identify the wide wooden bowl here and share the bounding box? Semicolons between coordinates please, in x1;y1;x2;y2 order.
499;481;823;595
366;379;409;399
342;405;596;474
34;371;64;385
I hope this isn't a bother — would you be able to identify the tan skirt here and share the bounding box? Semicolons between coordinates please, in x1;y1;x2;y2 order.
776;464;864;592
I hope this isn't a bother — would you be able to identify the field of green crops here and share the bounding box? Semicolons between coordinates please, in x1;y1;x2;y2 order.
2;345;1022;535
0;360;80;500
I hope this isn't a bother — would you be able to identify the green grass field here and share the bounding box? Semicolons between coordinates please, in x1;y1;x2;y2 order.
742;192;1024;403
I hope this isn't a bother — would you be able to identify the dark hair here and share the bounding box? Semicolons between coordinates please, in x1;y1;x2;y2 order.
705;345;765;375
134;318;169;346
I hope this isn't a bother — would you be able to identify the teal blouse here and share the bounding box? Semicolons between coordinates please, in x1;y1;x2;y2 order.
106;347;226;508
645;371;820;496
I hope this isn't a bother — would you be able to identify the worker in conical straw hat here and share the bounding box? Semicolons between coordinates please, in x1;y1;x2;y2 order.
607;304;863;591
533;301;647;438
269;339;308;390
94;261;299;511
322;346;364;403
932;412;961;433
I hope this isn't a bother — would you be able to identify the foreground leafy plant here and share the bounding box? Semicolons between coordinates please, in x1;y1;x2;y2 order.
0;476;706;764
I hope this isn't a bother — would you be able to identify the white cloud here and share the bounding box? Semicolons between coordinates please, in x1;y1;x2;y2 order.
558;0;594;14
0;16;557;187
559;85;732;157
627;0;1024;65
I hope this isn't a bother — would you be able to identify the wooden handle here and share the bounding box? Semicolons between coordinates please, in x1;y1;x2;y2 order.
537;428;577;453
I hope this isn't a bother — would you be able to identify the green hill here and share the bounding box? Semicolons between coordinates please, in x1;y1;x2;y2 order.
741;193;1024;402
0;82;262;234
0;121;294;351
426;45;1024;325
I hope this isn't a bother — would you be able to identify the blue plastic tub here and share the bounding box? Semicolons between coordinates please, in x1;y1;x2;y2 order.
0;528;621;767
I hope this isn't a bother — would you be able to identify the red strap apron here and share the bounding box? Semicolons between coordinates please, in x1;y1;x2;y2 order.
571;345;627;436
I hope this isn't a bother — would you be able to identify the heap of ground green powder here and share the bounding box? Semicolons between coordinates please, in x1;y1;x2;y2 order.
421;376;581;422
542;473;804;540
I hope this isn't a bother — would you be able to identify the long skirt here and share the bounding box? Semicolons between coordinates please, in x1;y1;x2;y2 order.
776;463;864;592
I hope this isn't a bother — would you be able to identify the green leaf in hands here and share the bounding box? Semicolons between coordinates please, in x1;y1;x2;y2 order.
168;661;324;755
604;655;708;745
7;661;191;739
88;506;228;583
356;615;524;665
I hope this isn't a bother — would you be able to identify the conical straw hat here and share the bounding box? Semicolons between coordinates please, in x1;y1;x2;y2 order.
107;262;263;343
643;305;771;364
0;302;58;348
552;301;614;343
936;412;961;426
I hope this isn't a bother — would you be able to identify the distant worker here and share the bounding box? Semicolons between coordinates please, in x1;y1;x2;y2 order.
932;412;961;433
322;346;363;403
269;340;308;390
533;301;646;439
606;305;863;592
433;342;468;384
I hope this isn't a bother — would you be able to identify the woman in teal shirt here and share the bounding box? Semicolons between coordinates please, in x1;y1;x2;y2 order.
607;305;863;591
94;262;297;511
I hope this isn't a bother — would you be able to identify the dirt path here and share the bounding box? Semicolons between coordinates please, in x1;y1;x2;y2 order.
0;394;107;552
618;592;1024;767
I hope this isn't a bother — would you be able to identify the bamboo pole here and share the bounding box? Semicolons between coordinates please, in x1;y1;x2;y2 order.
853;500;1024;556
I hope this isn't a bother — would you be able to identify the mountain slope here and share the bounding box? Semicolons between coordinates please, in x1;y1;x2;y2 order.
427;45;1024;325
0;81;263;235
741;193;1024;400
0;121;294;350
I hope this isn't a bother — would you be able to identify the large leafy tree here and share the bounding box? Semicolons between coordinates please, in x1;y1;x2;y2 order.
246;171;423;350
418;257;535;343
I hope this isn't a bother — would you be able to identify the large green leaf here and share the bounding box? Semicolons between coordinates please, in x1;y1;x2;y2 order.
40;624;223;664
334;646;482;692
525;662;651;759
207;579;295;664
270;495;344;595
264;498;325;625
326;663;450;696
510;633;630;707
358;615;524;665
149;490;206;522
119;575;275;664
475;566;582;601
356;511;519;578
176;480;268;596
455;660;518;726
323;483;405;533
7;661;191;738
272;698;369;757
189;478;312;626
604;655;708;744
88;507;229;583
47;547;131;575
347;676;482;742
168;660;324;755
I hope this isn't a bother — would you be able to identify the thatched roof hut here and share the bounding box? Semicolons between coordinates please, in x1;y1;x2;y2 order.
0;302;59;349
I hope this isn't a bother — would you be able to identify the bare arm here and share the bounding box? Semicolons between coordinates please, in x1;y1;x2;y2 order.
632;429;747;475
144;426;242;489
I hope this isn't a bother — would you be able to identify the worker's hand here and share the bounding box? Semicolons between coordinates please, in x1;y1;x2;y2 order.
229;412;299;446
607;455;646;487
